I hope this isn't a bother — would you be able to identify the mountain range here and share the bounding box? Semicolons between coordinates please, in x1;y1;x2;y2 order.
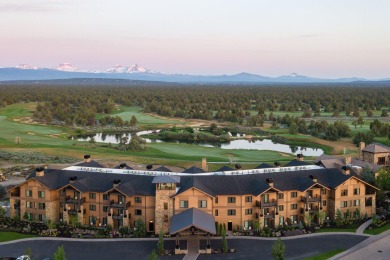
0;63;385;83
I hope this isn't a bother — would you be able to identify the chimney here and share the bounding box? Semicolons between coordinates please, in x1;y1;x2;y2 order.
36;167;45;177
342;166;350;175
297;154;304;162
344;156;352;165
359;142;365;160
201;158;208;172
119;163;127;169
69;176;77;183
274;162;281;168
84;155;91;163
266;178;274;187
309;175;318;182
113;179;121;188
146;164;153;170
235;164;242;170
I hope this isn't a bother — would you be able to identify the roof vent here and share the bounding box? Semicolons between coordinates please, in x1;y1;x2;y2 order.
84;155;91;163
113;179;121;188
266;178;274;187
119;163;127;169
146;164;153;170
36;167;45;177
235;164;242;170
341;166;350;175
309;175;317;182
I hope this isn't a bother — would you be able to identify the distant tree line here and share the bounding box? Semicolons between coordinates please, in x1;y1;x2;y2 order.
0;84;388;126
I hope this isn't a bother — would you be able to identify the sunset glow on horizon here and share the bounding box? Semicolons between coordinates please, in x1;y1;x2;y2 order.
1;0;390;79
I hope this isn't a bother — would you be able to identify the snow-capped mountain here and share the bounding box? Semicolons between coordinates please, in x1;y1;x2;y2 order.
16;64;39;70
106;64;152;73
55;63;79;72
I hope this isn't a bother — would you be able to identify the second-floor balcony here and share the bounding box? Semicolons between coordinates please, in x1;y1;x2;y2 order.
110;200;130;208
301;195;321;203
257;200;277;208
10;191;20;197
264;213;275;219
66;196;86;204
68;210;78;216
112;214;127;220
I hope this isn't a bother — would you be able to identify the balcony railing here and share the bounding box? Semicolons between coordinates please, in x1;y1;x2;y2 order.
110;200;131;208
112;214;127;220
10;192;20;197
66;196;86;204
68;210;78;216
301;195;321;202
264;213;275;219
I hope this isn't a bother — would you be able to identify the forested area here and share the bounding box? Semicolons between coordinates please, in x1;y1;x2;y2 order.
0;83;389;142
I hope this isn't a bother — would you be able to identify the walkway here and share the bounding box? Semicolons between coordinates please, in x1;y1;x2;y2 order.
182;238;199;260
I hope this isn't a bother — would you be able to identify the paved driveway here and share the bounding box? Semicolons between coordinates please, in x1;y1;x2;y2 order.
0;235;367;260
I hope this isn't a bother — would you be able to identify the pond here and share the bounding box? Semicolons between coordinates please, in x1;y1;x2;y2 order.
72;131;323;156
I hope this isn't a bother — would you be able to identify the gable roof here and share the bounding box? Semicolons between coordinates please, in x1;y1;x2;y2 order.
285;159;312;167
154;166;173;172
152;176;180;184
182;166;205;174
216;165;234;171
170;208;216;235
75;160;105;168
256;163;273;169
363;143;390;153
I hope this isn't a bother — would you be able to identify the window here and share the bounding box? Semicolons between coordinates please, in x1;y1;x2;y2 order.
103;194;108;200
228;197;236;203
89;204;96;211
38;203;45;210
366;197;373;206
291;192;297;198
135;209;142;216
244;221;252;230
38;214;45;221
340;201;348;208
27;213;33;221
245;208;252;215
180;200;188;208
26;190;32;197
279;216;284;226
291;204;298;210
89;193;96;199
89;216;97;225
290;215;298;223
278;193;284;200
215;209;218;216
264;194;269;203
322;200;327;207
60;189;65;196
322;189;327;195
245;196;252;202
164;203;168;210
215;197;218;204
38;191;45;198
353;200;360;206
164;215;168;222
378;157;386;165
354;188;360;195
26;201;33;208
341;189;348;196
135;197;142;203
278;205;284;212
103;217;107;226
227;209;236;216
103;206;108;212
198;200;207;208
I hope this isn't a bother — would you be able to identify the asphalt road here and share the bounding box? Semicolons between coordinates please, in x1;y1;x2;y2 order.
0;235;367;260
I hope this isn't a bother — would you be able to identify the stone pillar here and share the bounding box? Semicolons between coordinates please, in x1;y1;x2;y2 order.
9;198;16;218
46;201;59;222
155;185;176;234
108;208;114;227
78;205;84;224
201;158;208;172
63;210;69;223
359;142;365;160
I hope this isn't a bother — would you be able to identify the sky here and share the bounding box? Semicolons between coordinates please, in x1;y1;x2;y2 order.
1;0;390;78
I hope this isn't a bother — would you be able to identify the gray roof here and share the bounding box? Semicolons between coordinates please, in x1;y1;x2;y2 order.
75;160;105;168
256;163;273;169
152;176;181;184
154;166;173;172
170;208;216;235
182;166;205;174
216;165;234;171
363;143;390;153
284;159;312;167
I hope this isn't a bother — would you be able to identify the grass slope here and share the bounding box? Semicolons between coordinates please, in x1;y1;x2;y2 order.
364;223;390;235
0;231;36;242
303;249;344;260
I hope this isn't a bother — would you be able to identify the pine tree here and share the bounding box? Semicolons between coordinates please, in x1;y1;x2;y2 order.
221;225;228;253
272;238;285;260
54;245;66;260
157;230;165;255
130;115;138;126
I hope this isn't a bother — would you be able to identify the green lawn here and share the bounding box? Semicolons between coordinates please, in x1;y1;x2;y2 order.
104;106;184;125
303;249;344;260
364;223;390;235
316;228;356;233
0;231;36;242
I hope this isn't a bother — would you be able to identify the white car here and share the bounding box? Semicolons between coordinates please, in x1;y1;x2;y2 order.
16;256;31;260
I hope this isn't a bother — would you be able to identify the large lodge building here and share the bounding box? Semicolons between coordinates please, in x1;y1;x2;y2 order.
9;151;381;235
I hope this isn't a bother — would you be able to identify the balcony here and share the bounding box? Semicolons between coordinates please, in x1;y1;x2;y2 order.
301;195;321;202
68;210;78;216
10;192;20;197
112;214;126;220
110;200;130;208
66;196;86;204
264;213;275;219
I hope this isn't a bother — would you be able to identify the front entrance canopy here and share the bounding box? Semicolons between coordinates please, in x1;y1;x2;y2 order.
170;208;216;235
